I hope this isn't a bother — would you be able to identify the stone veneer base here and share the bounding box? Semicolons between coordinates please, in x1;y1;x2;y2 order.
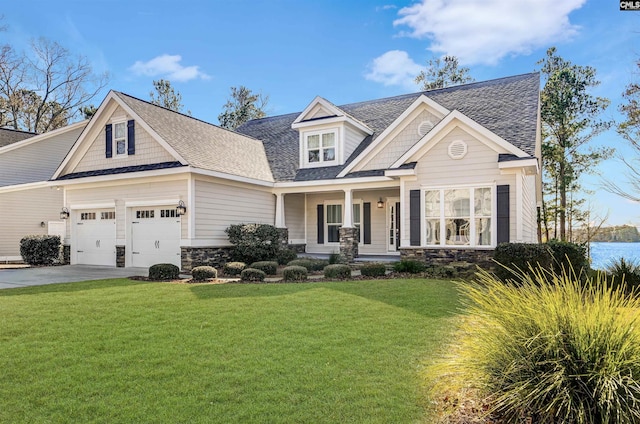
399;247;495;272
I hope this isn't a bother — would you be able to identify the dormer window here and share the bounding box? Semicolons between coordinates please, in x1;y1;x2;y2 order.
305;129;337;166
105;120;135;158
114;122;127;156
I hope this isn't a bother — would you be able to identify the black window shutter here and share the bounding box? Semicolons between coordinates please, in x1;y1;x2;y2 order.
105;124;112;158
317;205;324;244
363;202;371;245
497;185;510;244
410;190;420;246
127;120;135;155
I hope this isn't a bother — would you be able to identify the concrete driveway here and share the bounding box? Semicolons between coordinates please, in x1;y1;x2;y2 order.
0;265;149;289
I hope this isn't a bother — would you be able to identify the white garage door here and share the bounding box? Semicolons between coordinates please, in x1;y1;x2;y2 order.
76;210;116;266
131;207;181;268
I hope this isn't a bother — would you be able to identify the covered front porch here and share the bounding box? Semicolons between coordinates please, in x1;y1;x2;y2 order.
273;182;402;262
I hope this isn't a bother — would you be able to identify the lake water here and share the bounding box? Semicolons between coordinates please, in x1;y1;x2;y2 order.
590;242;640;270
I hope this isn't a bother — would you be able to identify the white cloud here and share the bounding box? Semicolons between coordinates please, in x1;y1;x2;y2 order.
129;54;210;82
394;0;587;65
365;50;423;88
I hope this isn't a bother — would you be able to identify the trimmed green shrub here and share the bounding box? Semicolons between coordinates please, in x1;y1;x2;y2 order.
329;253;342;264
149;263;180;281
360;263;387;277
225;223;282;264
493;242;553;282
240;268;266;282
607;257;640;295
283;265;307;282
287;258;328;272
276;248;297;265
393;260;425;274
249;261;278;276
432;268;640;423
323;264;352;279
19;235;61;265
191;266;217;281
223;262;246;276
547;240;589;274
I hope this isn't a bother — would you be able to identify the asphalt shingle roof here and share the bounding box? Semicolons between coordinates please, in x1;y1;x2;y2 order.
115;93;274;182
237;73;540;182
57;161;185;180
0;128;36;148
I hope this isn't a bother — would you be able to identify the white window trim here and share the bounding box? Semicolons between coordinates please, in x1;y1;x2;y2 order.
352;199;363;244
302;128;339;168
421;184;497;248
322;200;363;245
113;120;128;157
324;201;343;245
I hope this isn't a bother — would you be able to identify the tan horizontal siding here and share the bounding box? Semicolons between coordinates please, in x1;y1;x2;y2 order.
0;187;64;257
194;179;274;242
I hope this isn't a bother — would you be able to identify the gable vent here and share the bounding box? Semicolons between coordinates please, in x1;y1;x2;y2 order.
417;120;434;137
448;140;468;159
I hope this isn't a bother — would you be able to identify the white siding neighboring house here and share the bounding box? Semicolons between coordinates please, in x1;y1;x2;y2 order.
30;72;541;270
0;122;87;261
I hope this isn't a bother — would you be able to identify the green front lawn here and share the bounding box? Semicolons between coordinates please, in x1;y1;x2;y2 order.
0;278;460;423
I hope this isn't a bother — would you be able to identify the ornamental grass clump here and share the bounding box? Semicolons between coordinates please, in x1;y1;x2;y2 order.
432;267;640;424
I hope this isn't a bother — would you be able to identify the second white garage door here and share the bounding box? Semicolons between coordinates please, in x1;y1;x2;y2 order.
131;207;181;268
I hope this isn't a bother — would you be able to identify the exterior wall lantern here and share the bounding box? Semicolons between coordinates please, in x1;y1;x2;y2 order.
60;207;70;220
377;198;384;208
176;200;187;216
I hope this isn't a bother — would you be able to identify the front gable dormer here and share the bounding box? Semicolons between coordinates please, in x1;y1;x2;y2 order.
338;95;450;177
53;91;186;179
292;96;373;169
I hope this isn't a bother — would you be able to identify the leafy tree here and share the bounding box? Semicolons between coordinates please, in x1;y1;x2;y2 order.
415;55;474;91
603;59;640;202
538;47;613;241
0;38;108;133
149;79;188;114
80;104;97;120
218;86;268;130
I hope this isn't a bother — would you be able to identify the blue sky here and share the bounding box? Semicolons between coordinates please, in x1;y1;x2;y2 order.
3;0;639;227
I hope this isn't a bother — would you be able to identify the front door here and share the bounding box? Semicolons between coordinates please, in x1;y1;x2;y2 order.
387;199;400;252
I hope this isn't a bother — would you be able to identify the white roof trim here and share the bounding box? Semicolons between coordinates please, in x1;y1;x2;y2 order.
0;120;87;155
292;96;373;135
390;110;529;168
52;91;188;179
384;168;416;177
0;180;50;194
499;158;539;175
337;94;449;178
291;115;373;135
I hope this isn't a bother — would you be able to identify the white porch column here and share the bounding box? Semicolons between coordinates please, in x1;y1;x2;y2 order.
343;188;353;227
275;192;286;228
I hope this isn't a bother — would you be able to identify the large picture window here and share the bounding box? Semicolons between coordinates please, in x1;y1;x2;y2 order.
306;130;337;165
424;187;493;247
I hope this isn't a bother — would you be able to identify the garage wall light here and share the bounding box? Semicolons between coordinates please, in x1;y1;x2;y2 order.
176;200;187;216
377;198;384;208
60;207;70;220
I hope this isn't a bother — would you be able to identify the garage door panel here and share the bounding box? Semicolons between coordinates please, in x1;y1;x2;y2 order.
75;209;116;266
131;207;181;268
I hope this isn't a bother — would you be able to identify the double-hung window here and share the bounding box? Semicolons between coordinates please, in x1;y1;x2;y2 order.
424;187;493;247
326;204;342;243
114;122;127;156
306;130;337;165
